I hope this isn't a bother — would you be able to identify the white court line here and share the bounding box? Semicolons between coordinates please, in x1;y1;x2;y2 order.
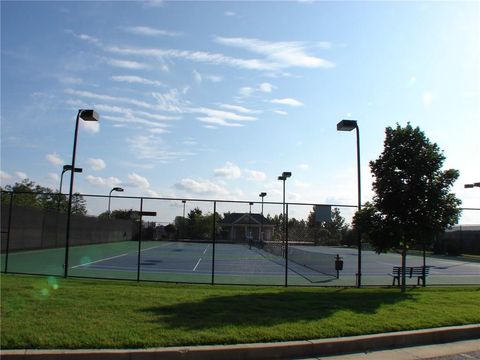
71;252;130;269
71;244;164;269
193;258;202;272
203;244;210;254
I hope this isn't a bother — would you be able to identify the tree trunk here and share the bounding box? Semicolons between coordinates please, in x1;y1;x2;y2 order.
401;244;407;293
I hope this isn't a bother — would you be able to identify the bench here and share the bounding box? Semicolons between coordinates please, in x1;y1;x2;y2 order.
390;266;430;286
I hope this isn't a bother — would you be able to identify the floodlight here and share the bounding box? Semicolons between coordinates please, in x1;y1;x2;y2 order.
337;119;357;131
79;109;99;122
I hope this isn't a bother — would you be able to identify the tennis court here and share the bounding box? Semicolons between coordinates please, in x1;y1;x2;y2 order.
2;240;479;286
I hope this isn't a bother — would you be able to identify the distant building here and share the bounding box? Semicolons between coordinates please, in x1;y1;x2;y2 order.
219;213;274;242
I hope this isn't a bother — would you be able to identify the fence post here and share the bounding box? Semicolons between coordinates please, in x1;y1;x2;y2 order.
285;203;289;287
211;201;216;285
137;198;143;282
4;192;14;273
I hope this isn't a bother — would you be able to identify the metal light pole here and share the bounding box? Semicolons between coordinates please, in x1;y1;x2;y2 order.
248;202;253;249
108;187;124;217
58;165;82;211
64;109;99;278
337;119;362;287
278;172;291;257
464;182;480;188
259;192;267;242
182;200;186;240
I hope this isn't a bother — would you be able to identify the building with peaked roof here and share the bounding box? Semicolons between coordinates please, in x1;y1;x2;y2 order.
219;213;275;242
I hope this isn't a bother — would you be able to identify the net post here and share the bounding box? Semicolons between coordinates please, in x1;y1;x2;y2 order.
136;197;143;282
285;203;289;287
211;201;216;285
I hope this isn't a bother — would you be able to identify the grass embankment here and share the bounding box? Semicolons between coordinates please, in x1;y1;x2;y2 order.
1;274;479;349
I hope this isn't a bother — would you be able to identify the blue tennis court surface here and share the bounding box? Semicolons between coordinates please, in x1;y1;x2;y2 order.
3;240;479;286
66;241;479;286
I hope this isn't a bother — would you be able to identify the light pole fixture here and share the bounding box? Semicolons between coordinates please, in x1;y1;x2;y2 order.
248;202;254;248
278;172;291;257
58;165;82;211
465;183;480;188
64;109;99;278
182;200;186;240
59;165;82;194
108;187;124;216
337;119;362;288
259;192;267;242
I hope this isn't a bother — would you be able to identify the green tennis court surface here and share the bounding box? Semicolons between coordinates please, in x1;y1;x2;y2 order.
1;241;479;286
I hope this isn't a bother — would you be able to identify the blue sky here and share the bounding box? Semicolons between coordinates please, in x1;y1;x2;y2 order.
1;1;479;224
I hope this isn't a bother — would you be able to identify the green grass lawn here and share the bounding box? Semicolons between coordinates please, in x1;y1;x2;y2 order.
1;274;479;350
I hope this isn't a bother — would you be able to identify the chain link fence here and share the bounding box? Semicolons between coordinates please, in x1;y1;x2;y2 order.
1;191;479;286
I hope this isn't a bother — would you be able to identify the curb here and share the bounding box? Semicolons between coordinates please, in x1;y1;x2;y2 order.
2;324;479;360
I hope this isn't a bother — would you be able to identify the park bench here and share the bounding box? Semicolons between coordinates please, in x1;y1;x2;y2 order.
390;266;430;286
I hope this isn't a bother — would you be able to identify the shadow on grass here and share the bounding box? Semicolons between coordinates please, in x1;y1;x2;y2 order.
141;289;414;330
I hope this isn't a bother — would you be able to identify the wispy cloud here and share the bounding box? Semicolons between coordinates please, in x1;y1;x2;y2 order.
174;178;230;197
15;171;27;180
80;120;100;134
107;58;150;70
244;169;267;182
65;88;160;111
127;173;150;189
0;171;12;182
193;107;257;127
214;162;242;179
152;89;190;113
218;104;260;114
46;153;64;166
224;11;236;17
65;30;102;46
111;75;165;87
193;69;223;84
126;135;193;162
273;110;288;116
215;36;334;69
270;98;304;107
107;45;274;71
120;26;181;37
86;175;121;188
87;158;106;171
238;82;275;97
298;163;310;170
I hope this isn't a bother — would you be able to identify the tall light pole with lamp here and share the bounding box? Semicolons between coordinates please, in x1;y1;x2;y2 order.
181;200;186;240
108;187;124;217
64;109;99;278
58;165;82;211
337;119;362;287
278;172;291;257
259;192;267;243
248;202;254;248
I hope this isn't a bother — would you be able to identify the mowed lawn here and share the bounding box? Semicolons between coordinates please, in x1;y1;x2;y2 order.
1;274;479;349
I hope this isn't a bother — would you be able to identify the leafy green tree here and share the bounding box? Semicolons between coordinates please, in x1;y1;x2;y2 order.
307;207;347;245
353;124;461;291
1;179;87;214
98;209;139;220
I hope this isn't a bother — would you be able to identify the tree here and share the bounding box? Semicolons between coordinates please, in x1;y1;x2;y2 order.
353;124;461;291
1;179;87;215
307;207;347;245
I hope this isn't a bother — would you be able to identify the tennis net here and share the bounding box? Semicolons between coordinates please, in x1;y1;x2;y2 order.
263;242;336;277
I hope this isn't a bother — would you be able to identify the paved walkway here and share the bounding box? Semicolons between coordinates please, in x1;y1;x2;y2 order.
307;339;480;359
